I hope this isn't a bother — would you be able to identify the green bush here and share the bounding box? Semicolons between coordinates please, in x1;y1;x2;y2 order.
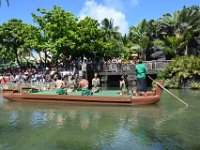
191;82;200;89
162;56;200;88
157;71;167;79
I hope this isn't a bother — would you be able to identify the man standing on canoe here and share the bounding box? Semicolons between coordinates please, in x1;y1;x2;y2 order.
135;58;147;96
55;74;67;95
78;75;92;96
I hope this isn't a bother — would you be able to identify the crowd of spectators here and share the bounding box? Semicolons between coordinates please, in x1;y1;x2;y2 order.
0;58;77;89
0;57;136;90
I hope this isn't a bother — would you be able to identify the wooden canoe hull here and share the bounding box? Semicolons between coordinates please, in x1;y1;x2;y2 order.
3;93;160;106
2;81;163;106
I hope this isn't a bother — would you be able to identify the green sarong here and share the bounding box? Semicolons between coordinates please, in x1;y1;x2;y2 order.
56;88;67;95
81;88;93;96
121;88;128;95
92;79;100;92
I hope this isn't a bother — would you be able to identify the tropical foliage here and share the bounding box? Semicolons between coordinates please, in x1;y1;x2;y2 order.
158;6;200;56
0;5;199;67
0;19;30;66
191;82;200;89
158;56;200;88
101;18;123;58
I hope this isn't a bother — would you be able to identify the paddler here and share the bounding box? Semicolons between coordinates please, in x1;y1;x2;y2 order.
135;58;147;96
92;73;101;93
55;74;67;95
67;75;77;93
78;75;92;96
119;76;128;95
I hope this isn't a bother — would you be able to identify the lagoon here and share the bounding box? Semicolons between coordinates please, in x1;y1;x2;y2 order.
0;89;200;150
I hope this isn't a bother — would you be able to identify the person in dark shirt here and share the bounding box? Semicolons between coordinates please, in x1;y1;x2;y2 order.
135;59;147;96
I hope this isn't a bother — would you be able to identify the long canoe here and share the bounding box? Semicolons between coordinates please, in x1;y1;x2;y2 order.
2;81;163;106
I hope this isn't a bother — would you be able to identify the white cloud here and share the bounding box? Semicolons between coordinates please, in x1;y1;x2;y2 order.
79;0;129;34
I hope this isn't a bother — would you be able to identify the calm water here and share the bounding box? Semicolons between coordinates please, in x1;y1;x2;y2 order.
0;89;200;150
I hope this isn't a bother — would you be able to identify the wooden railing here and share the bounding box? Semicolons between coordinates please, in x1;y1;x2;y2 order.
143;60;171;71
88;60;171;74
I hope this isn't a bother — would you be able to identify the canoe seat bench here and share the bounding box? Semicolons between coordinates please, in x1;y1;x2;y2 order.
21;87;39;94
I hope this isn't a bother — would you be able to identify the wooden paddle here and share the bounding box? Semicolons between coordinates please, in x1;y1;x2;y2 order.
131;61;189;107
148;76;189;107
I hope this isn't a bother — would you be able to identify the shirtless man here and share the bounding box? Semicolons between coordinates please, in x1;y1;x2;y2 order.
78;75;92;96
55;75;67;95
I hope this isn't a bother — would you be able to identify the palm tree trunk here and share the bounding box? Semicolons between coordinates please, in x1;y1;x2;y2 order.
44;50;47;67
14;47;21;66
185;45;188;55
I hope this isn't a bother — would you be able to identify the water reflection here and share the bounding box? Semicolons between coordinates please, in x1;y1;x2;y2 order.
0;89;200;150
30;111;49;127
1;101;164;149
155;107;188;128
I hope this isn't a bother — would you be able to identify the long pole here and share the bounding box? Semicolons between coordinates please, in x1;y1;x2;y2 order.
148;76;189;107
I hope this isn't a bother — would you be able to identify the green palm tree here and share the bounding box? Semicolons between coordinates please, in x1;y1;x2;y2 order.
129;19;150;60
157;11;180;37
120;34;133;60
101;18;123;58
157;6;200;55
177;6;200;55
101;18;121;39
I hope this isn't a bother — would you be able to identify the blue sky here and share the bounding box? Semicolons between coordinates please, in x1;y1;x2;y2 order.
0;0;199;34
